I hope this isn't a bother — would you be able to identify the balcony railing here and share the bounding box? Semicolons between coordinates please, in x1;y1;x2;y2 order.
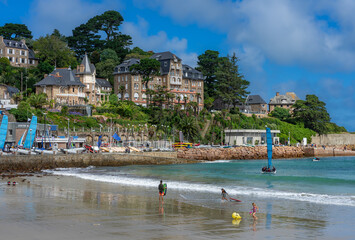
170;77;181;85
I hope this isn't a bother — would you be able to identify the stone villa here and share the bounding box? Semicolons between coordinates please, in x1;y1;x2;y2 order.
113;51;204;110
34;54;111;106
0;84;19;110
0;36;38;68
269;92;300;112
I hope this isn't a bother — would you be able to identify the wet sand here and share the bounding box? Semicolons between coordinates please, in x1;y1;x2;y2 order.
0;174;353;240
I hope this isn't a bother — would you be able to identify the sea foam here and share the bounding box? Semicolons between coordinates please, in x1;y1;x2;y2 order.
45;167;355;207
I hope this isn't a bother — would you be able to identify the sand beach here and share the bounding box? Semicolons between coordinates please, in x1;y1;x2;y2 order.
1;156;354;240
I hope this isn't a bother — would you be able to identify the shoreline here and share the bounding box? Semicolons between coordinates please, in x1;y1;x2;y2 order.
0;152;201;173
1;146;355;173
1;168;353;240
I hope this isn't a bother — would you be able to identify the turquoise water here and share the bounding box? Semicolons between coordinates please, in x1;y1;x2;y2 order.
49;156;355;207
47;156;355;239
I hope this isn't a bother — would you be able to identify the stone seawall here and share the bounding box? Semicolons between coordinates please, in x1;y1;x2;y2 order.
311;133;355;145
177;146;355;161
0;152;196;172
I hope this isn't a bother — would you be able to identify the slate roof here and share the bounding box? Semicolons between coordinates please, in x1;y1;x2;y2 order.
150;51;182;75
0;84;19;96
96;78;112;88
113;58;140;74
182;64;204;80
34;68;85;87
245;95;266;105
269;92;300;105
6;85;20;95
212;97;243;110
76;54;95;75
2;39;28;50
28;49;38;60
150;51;181;61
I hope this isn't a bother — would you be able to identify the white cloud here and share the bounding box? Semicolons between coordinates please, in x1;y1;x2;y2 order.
28;0;121;37
121;17;198;66
134;0;355;72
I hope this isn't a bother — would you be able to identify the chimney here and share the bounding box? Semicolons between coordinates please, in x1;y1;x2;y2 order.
0;36;3;43
44;74;48;78
276;92;280;96
20;39;26;44
56;72;60;77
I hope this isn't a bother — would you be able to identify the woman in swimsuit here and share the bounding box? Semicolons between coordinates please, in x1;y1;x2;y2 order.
250;202;259;220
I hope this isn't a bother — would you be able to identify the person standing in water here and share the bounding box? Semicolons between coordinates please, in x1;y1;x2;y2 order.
158;180;165;203
250;202;259;220
221;188;229;201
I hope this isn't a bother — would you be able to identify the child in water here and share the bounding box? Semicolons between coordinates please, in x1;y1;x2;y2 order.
250;202;259;220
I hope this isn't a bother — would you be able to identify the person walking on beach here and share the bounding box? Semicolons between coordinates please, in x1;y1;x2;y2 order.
158;180;165;203
221;188;229;201
250;202;259;220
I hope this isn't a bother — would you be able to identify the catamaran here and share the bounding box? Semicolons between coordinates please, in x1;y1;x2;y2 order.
262;127;276;173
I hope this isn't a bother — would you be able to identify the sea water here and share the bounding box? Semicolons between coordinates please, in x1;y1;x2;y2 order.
46;156;355;239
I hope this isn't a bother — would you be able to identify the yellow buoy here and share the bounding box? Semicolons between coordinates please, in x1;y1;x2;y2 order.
232;212;242;219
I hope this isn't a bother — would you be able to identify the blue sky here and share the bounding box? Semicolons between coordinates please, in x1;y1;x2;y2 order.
1;0;355;132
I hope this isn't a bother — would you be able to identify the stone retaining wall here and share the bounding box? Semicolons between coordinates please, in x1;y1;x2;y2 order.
311;133;355;145
0;152;196;173
177;146;355;161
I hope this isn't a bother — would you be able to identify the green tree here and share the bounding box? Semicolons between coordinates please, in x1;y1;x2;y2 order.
215;53;250;109
37;61;54;74
0;58;17;85
51;29;67;42
196;50;220;98
33;35;77;68
28;93;48;109
165;92;175;109
88;10;124;41
67;23;102;58
9;101;32;122
105;34;132;62
119;85;125;101
90;51;101;64
100;48;119;62
12;92;23;104
269;107;291;121
151;85;169;109
109;94;118;105
292;95;331;134
125;47;154;59
0;23;32;39
129;58;161;107
61;105;69;115
179;116;199;142
67;10;132;60
204;97;214;111
96;58;116;85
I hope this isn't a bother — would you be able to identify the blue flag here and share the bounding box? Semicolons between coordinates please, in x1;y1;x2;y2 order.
112;133;121;141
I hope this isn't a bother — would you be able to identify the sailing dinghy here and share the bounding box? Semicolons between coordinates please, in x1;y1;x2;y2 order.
262;127;276;173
